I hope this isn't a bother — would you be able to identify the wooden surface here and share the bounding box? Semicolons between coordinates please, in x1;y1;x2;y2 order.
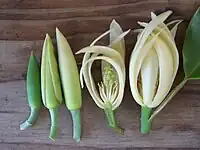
0;0;200;149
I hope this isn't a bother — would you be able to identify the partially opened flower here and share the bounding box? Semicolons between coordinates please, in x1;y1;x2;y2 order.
129;10;182;133
76;20;130;133
41;34;63;140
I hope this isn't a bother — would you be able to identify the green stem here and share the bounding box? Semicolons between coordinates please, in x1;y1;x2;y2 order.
49;107;59;141
104;102;124;134
70;109;81;142
20;107;39;130
141;106;152;134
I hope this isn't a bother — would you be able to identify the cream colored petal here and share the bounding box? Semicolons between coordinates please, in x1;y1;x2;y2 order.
110;19;123;44
90;30;111;46
134;10;172;60
80;53;105;109
141;49;159;106
138;21;148;27
85;56;125;110
77;45;124;69
155;27;179;80
170;20;183;39
129;33;159;106
150;37;174;107
151;12;157;19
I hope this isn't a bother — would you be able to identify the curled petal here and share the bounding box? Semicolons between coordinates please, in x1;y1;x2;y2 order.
82;55;125;110
77;45;124;70
79;52;105;109
170;20;183;39
90;30;111;46
129;33;160;106
150;37;174;107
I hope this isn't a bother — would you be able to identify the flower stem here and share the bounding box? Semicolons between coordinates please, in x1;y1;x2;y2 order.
49;107;59;141
104;102;124;134
141;106;152;134
70;109;81;142
20;107;39;130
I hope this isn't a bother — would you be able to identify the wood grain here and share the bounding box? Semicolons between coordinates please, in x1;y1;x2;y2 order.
0;2;196;40
0;0;196;82
0;0;195;9
0;80;200;148
0;0;195;82
0;143;194;150
0;0;200;149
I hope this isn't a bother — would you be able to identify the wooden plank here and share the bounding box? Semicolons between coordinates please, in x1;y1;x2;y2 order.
0;80;200;148
0;0;200;149
0;0;137;9
0;3;196;40
0;0;195;82
0;143;97;150
0;33;107;82
0;2;196;20
0;31;137;82
0;0;194;9
0;40;42;82
0;143;192;150
0;18;134;40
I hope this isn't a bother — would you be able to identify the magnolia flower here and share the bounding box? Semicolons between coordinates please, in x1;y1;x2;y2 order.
129;10;182;133
77;20;130;133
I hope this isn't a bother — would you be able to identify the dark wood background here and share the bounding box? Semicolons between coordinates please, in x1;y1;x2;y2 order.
0;0;200;149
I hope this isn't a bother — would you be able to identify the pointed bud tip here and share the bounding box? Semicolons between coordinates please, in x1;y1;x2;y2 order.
126;29;131;33
31;51;35;56
56;27;61;36
56;27;59;32
111;19;117;24
44;34;51;42
75;51;80;55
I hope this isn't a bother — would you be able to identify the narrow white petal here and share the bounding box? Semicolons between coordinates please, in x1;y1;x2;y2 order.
133;10;172;62
150;37;174;107
77;45;124;69
155;26;179;80
166;19;182;26
80;52;105;109
151;12;157;19
129;34;159;106
90;30;111;46
141;49;159;106
170;20;183;39
110;19;123;44
133;29;143;33
138;21;148;27
110;29;130;49
84;56;125;110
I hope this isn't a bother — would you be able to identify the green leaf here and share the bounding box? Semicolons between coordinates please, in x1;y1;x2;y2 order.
183;7;200;79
